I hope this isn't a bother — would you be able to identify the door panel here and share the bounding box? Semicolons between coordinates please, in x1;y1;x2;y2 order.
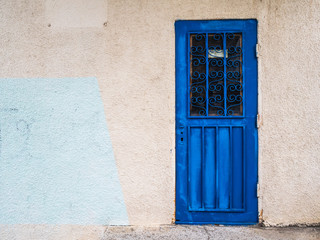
175;20;258;224
188;126;245;212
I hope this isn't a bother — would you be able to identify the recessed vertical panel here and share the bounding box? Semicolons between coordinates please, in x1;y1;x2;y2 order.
203;127;216;208
217;127;230;209
189;127;202;209
232;127;244;209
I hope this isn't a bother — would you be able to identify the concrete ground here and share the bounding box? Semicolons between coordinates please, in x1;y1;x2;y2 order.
103;225;320;240
1;225;319;240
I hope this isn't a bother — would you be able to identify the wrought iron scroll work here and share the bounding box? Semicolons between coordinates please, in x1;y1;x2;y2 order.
226;33;243;116
189;32;243;117
190;33;207;116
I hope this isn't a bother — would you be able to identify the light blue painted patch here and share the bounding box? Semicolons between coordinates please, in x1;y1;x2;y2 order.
0;78;129;225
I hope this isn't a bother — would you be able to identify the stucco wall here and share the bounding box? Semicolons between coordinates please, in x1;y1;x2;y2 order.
0;0;319;233
0;78;128;225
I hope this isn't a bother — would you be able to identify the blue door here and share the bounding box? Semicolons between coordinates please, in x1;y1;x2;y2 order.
175;20;258;224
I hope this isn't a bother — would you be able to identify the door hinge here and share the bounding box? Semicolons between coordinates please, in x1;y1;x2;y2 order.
255;43;261;58
256;113;263;129
257;183;260;198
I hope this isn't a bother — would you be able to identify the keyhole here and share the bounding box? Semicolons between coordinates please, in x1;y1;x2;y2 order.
181;138;183;141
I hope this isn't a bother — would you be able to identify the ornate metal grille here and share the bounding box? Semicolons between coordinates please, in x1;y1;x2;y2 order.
189;32;243;117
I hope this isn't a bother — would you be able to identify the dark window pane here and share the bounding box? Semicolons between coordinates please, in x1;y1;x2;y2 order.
190;34;207;116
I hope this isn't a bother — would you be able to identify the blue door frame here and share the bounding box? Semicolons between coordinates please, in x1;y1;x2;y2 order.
175;20;258;225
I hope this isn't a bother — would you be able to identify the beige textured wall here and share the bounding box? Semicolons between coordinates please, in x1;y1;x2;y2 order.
0;0;319;228
257;0;320;226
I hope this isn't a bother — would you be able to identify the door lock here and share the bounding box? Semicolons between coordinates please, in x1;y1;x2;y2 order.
179;122;185;144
